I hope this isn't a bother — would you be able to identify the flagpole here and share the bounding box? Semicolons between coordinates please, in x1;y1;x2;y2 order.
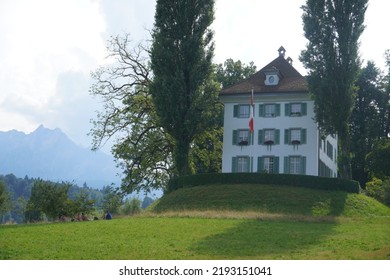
249;87;254;173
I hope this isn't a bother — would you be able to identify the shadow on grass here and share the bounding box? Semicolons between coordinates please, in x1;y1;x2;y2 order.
191;218;337;259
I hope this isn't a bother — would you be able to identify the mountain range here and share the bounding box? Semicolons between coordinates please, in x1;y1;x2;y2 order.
0;125;121;188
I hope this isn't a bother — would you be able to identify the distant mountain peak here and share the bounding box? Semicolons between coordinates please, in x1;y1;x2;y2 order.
0;125;120;188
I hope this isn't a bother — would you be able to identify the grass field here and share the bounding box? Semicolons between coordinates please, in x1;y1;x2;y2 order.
1;184;390;260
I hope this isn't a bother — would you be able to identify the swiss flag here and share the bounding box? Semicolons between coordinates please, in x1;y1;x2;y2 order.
249;89;254;133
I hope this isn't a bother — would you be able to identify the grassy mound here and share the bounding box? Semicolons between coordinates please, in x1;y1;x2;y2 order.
2;184;390;260
150;184;390;217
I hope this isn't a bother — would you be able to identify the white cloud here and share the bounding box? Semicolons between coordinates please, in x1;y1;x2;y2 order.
0;0;389;150
213;0;307;73
0;0;106;139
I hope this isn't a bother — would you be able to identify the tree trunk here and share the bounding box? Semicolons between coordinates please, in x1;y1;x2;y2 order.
338;126;352;179
174;139;192;177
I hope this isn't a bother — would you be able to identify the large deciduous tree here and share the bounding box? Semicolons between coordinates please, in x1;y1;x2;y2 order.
300;0;368;179
90;35;173;194
350;61;388;186
26;180;71;221
215;59;257;89
150;0;218;177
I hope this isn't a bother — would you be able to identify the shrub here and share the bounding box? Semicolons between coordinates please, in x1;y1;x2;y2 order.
121;197;142;215
167;173;360;194
366;178;390;206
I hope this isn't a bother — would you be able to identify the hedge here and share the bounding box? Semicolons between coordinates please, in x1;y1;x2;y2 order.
167;173;361;194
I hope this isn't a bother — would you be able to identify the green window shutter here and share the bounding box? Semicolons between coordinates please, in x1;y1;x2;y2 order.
232;130;238;145
284;129;290;144
274;157;280;174
232;157;237;173
258;129;263;145
259;104;265;117
275;104;281;116
250;157;254;172
285;103;291;116
301;128;307;144
250;130;254;145
258;157;264;172
233;105;239;118
301;103;307;116
275;129;280;145
284;156;289;174
301;156;306;175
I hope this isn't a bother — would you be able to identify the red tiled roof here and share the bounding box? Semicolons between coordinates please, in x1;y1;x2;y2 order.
220;55;308;95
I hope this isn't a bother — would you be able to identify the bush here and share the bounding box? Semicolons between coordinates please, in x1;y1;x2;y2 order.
366;178;390;206
121;197;142;215
167;173;361;194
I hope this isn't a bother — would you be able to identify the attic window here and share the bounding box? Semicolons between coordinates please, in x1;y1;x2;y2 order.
264;68;280;86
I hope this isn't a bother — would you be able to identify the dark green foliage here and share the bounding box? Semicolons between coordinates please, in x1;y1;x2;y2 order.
215;59;257;89
365;178;390;206
167;173;360;194
101;186;123;214
366;139;390;179
150;0;218;176
89;34;223;193
67;189;96;217
300;0;368;179
121;197;142;215
0;174;105;223
350;62;387;186
0;181;11;217
26;180;71;221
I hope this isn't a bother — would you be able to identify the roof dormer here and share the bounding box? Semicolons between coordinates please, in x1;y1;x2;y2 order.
264;67;281;86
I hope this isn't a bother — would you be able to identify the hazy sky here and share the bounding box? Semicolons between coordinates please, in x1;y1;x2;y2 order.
0;0;389;151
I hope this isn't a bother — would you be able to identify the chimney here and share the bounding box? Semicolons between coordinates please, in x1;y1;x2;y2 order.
278;46;286;58
286;57;293;65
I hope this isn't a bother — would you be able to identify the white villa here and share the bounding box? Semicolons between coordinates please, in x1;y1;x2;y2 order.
219;47;338;177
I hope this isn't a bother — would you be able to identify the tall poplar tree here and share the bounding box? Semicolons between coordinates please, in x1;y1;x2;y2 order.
300;0;368;179
150;0;217;176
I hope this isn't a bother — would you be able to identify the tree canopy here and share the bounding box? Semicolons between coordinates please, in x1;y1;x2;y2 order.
150;0;218;177
300;0;368;179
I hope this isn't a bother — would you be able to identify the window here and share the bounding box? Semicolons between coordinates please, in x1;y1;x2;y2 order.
264;129;275;143
233;104;250;118
319;159;332;177
258;129;280;145
232;156;250;173
259;104;280;117
264;157;274;173
285;128;307;145
290;129;301;143
289;156;301;174
285;103;307;116
238;130;249;145
327;141;333;160
232;129;251;145
291;103;302;115
265;104;275;117
258;156;279;173
237;157;249;172
284;156;306;175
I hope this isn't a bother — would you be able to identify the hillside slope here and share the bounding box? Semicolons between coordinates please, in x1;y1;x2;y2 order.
150;184;390;217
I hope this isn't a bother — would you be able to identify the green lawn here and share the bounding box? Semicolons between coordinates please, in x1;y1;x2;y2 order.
1;184;389;260
1;215;390;260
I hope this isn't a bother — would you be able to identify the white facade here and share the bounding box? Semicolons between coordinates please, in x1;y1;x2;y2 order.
219;50;338;177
